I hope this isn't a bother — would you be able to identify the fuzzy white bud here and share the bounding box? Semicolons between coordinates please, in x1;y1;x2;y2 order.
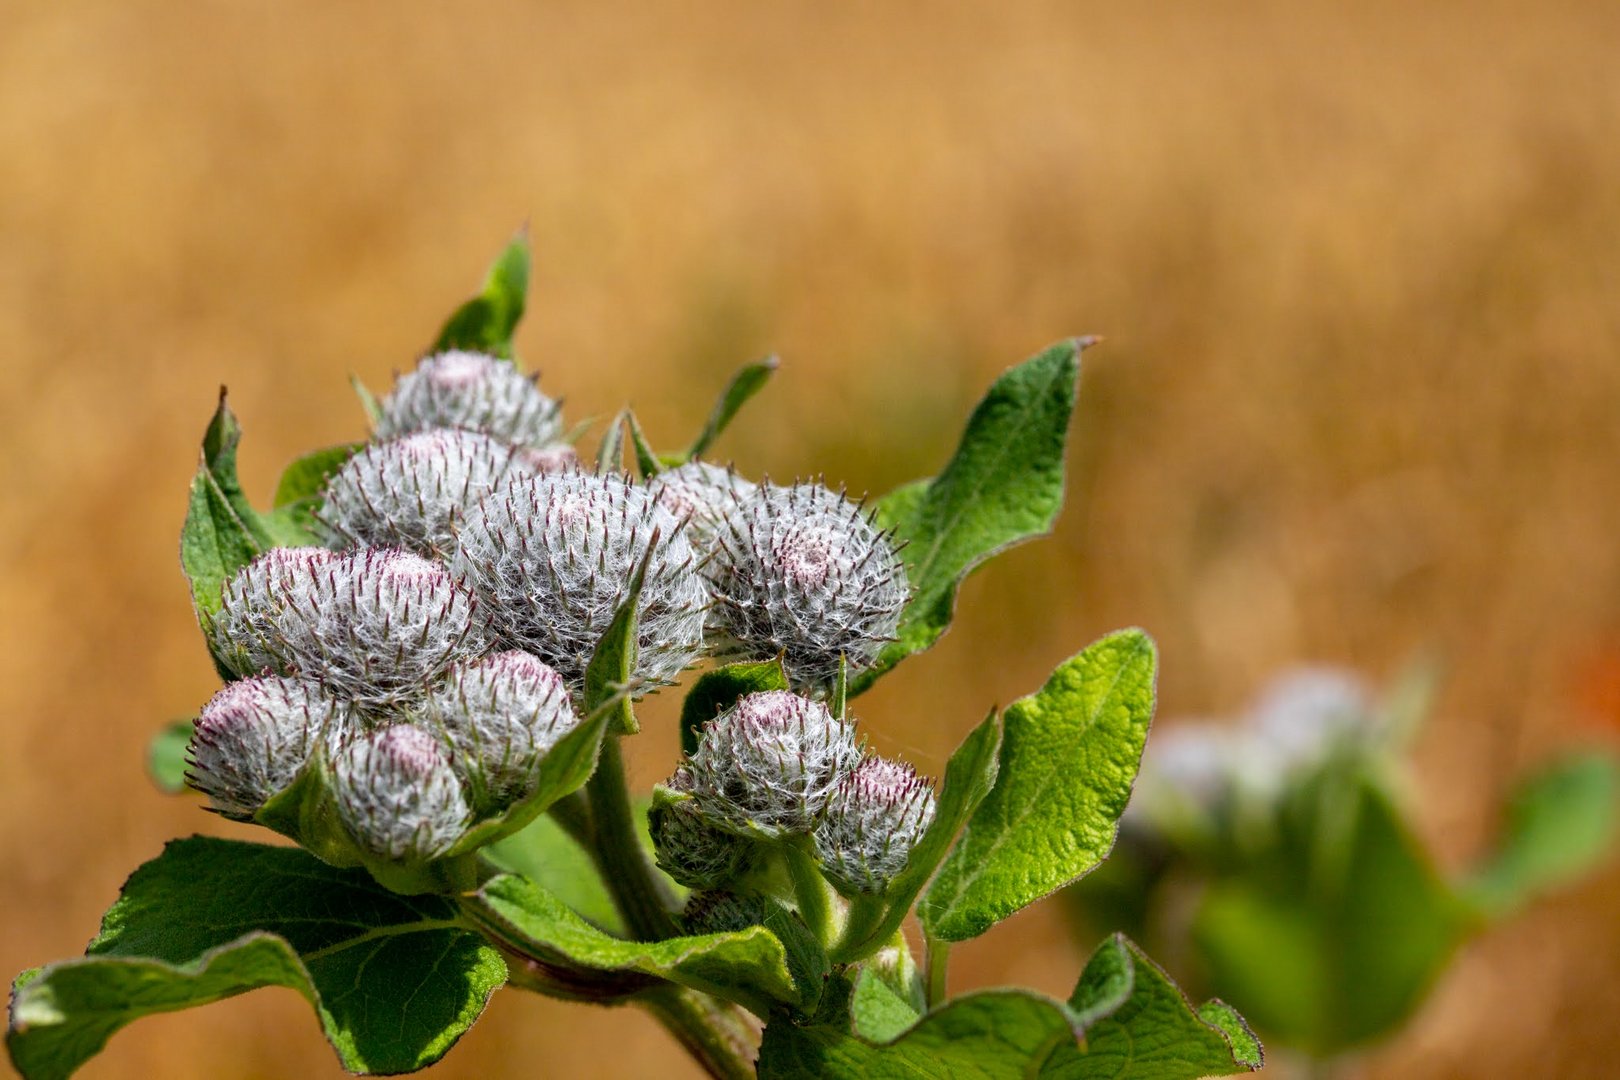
187;676;345;819
452;472;707;687
425;650;579;812
319;430;520;557
213;547;484;713
684;690;863;835
376;350;564;449
709;482;908;687
646;462;756;548
332;724;471;861
814;756;937;894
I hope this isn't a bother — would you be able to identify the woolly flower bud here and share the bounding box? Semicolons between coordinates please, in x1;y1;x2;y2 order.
214;547;483;713
650;788;758;890
646;462;756;547
685;690;862;835
319;430;519;557
814;756;937;895
377;350;563;449
332;724;470;861
514;443;581;474
452;472;707;687
710;482;908;687
682;891;768;935
187;676;345;819
426;650;579;811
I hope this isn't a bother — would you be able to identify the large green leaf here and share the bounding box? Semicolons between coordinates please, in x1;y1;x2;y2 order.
265;442;362;540
1042;935;1261;1078
146;721;193;795
430;229;530;359
921;630;1157;941
758;988;1077;1080
468;874;803;1016
1191;768;1471;1056
851;340;1085;695
832;709;1001;963
6;838;504;1079
1466;750;1620;919
679;658;790;756
686;356;778;461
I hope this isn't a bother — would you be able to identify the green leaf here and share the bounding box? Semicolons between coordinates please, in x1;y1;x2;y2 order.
581;539;653;735
832;709;1001;962
851;340;1086;695
759;989;1076;1080
679;658;790;756
921;629;1156;942
1465;750;1620;918
1191;768;1471;1056
272;443;362;508
430;228;531;360
624;410;663;477
6;838;504;1079
469;874;803;1016
350;373;383;426
1041;934;1261;1078
850;967;921;1042
687;355;778;461
200;390;274;550
146;721;193;795
595;410;626;475
483;813;623;931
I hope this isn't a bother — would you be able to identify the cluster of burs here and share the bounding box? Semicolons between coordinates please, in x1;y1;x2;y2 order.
187;349;938;908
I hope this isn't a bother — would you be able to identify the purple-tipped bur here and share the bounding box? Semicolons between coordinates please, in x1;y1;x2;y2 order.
187;676;345;819
646;462;756;548
377;350;564;449
332;724;471;861
452;471;707;688
814;756;937;895
213;547;484;713
319;430;519;557
709;482;908;687
684;690;862;835
427;650;579;811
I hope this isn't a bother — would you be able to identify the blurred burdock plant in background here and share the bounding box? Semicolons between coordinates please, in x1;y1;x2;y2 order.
5;234;1264;1079
1063;666;1620;1074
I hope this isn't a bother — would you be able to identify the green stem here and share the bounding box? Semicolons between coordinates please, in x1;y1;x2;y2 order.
925;935;950;1009
830;893;888;964
783;842;835;946
585;735;680;940
641;986;759;1080
548;790;595;848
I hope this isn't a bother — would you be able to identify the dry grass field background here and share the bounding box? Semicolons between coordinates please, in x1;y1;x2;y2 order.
3;1;1620;1076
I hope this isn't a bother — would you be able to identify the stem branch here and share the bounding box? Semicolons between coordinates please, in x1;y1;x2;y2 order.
641;987;759;1080
925;935;950;1009
585;735;679;940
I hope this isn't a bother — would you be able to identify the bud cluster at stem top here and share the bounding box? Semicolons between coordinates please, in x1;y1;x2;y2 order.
653;690;938;899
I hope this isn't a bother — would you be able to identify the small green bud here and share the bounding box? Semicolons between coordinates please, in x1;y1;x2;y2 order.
650;784;759;890
681;890;769;935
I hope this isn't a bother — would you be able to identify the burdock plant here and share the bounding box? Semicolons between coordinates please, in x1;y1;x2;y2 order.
8;234;1265;1080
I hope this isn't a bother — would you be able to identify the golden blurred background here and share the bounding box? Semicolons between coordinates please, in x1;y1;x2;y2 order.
4;0;1619;1075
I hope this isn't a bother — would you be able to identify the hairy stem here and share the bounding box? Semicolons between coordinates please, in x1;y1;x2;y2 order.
783;841;835;946
926;935;950;1009
585;735;680;940
641;986;760;1080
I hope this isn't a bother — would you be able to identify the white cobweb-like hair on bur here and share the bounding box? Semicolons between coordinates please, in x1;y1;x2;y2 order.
424;650;580;814
376;350;565;450
186;675;348;819
318;429;522;558
451;471;708;689
212;547;485;714
708;481;908;688
813;755;937;895
681;690;863;836
645;461;757;549
331;724;471;861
